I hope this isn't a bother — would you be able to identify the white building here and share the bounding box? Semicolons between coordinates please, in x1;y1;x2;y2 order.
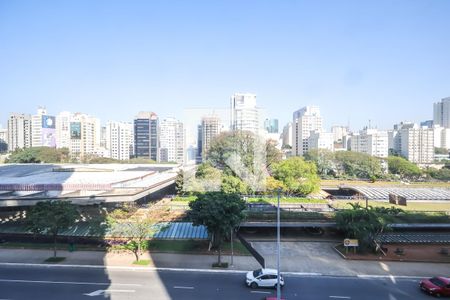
7;113;32;151
433;97;450;128
308;130;334;152
331;125;348;143
159;118;185;164
56;111;72;149
399;125;434;164
106;121;134;161
433;126;450;150
68;113;101;161
31;107;56;148
350;128;388;158
281;122;293;148
230;93;260;134
292;106;323;156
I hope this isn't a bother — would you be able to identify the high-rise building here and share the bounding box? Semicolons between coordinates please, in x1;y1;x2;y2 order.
7;113;32;151
264;118;279;134
281;122;293;148
106;121;134;161
69;113;101;160
421;120;434;128
200;115;221;161
160;118;185;164
399;125;434;163
56;111;72;149
230;93;260;134
331;125;349;143
31;107;56;148
350;128;388;158
292;106;323;156
433;126;450;150
433;97;450;128
308;130;334;152
134;112;159;162
0;128;7;153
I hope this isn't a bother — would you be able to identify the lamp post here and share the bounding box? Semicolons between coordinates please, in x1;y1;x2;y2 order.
276;188;281;300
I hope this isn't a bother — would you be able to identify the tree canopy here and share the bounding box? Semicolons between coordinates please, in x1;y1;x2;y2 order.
7;147;70;163
27;201;79;257
387;156;422;178
188;192;246;265
271;157;320;195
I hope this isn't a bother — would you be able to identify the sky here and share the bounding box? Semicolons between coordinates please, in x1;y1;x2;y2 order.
1;0;449;131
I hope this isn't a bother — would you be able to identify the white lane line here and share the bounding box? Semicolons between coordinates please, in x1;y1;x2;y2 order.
173;286;194;289
250;291;271;294
0;279;141;287
329;296;351;299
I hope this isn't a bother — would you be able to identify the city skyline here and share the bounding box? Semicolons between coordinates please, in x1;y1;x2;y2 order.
1;1;450;131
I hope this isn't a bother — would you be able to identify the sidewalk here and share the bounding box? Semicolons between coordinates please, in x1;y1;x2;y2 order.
0;244;448;278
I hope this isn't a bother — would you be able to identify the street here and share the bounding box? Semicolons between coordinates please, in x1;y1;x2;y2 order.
0;265;436;300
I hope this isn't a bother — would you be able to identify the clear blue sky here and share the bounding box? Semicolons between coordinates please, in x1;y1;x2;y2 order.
1;0;449;131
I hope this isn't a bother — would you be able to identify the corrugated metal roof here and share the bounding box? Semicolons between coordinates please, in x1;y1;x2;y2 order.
0;222;209;240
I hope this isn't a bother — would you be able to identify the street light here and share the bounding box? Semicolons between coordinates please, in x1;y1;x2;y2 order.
276;188;281;300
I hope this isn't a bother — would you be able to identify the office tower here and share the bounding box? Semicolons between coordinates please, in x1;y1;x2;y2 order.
264;119;279;134
420;120;434;128
134;112;159;162
31;107;56;148
292;106;323;156
433;97;450;128
7;113;32;151
350;128;389;158
331;125;349;144
106;121;134;161
196;124;203;163
200;115;221;161
230;93;260;134
308;130;334;152
160;118;185;164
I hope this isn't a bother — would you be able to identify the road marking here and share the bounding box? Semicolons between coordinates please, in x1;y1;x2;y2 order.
173;286;194;289
329;297;351;299
250;291;271;294
0;279;141;287
84;289;135;297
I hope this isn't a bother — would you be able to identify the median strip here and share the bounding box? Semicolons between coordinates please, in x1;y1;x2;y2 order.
173;286;194;289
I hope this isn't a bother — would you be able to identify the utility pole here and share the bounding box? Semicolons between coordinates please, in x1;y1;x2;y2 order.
230;227;234;266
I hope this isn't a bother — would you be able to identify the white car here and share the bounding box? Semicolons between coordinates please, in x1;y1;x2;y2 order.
246;268;285;289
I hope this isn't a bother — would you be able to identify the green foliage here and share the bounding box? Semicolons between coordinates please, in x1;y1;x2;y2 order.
335;204;402;251
426;167;450;181
221;175;249;194
196;162;222;178
271;157;320;195
175;170;184;195
107;211;155;261
435;147;449;155
305;149;384;179
334;151;383;179
207;131;282;175
387;156;422;178
27;201;79;257
188;192;246;264
7;147;70;163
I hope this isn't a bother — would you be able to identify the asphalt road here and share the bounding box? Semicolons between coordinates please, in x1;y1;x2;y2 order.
0;265;438;300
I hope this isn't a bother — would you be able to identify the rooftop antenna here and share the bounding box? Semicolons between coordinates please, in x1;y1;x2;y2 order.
368;119;372;129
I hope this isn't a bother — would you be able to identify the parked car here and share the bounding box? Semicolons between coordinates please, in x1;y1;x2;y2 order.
419;276;450;297
246;268;284;289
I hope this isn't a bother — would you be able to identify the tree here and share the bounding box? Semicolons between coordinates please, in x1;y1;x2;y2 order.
188;192;246;265
387;156;422;178
107;208;155;262
271;157;320;195
221;174;249;194
304;149;338;177
435;147;449;155
335;204;402;251
27;201;79;257
7;147;70;163
175;170;184;195
334;151;383;179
